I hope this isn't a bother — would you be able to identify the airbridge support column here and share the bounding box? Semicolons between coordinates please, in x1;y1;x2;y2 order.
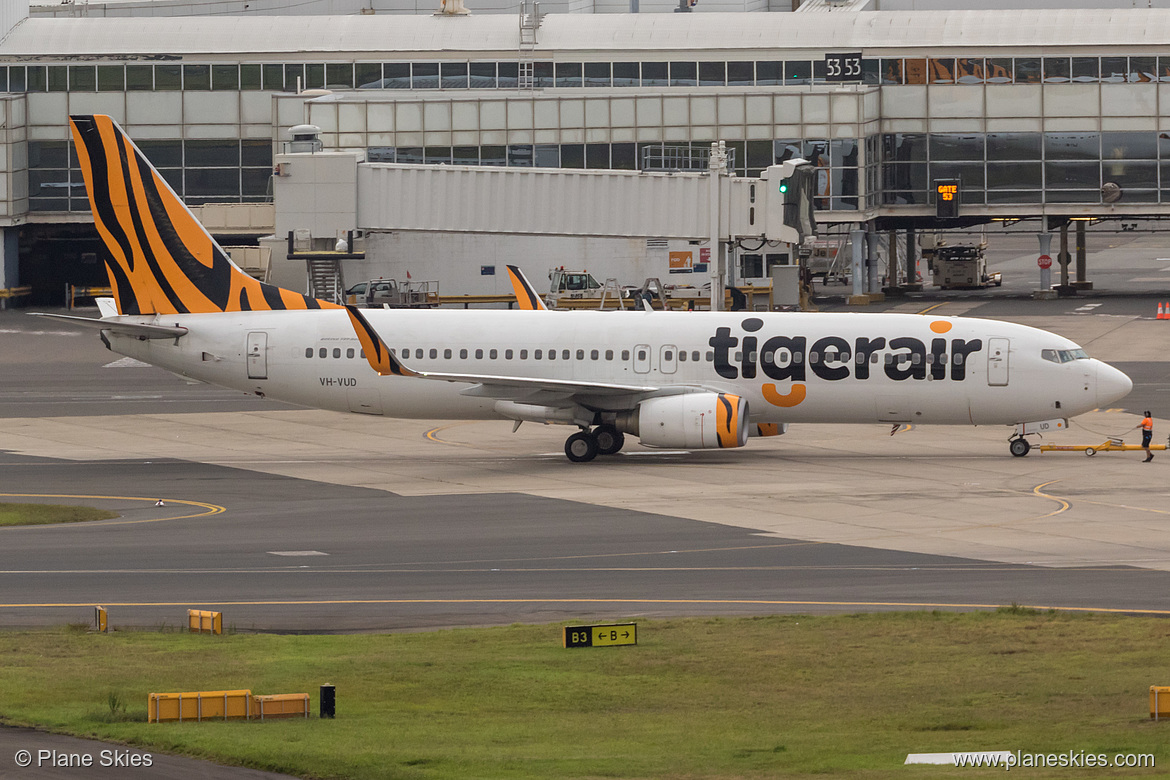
904;228;922;292
847;228;867;305
0;228;17;310
1073;220;1093;291
866;227;884;303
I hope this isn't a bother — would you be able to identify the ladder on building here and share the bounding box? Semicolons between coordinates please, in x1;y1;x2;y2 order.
518;0;540;90
306;258;344;304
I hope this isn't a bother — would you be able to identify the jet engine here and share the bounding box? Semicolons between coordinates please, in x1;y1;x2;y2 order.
616;393;749;449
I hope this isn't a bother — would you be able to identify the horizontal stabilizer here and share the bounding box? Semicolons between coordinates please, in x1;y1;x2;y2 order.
28;312;188;340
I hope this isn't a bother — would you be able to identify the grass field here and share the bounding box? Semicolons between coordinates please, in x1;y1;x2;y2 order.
0;611;1167;778
0;502;118;526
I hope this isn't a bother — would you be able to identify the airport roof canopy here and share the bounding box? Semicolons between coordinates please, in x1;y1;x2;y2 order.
4;8;1170;58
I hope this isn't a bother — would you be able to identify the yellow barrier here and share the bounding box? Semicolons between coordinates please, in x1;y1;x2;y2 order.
0;285;31;299
149;690;251;723
252;694;310;720
1151;686;1170;720
67;284;113;310
94;606;107;633
188;609;222;635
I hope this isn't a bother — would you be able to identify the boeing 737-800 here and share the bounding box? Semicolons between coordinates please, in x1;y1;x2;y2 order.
38;115;1133;463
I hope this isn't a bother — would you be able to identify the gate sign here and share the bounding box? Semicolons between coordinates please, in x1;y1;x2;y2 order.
563;623;637;648
1037;254;1052;270
824;53;862;82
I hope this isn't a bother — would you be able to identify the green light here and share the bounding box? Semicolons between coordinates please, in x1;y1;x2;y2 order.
778;183;788;193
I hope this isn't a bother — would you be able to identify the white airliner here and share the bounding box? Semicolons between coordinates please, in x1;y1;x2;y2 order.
38;115;1133;463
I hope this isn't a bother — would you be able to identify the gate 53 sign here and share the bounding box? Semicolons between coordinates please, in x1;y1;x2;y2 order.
825;53;862;82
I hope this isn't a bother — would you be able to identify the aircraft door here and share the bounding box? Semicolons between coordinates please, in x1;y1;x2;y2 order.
987;337;1009;386
246;331;268;380
633;344;651;374
660;345;677;375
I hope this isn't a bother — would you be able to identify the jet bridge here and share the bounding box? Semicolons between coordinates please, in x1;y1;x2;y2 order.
273;141;815;310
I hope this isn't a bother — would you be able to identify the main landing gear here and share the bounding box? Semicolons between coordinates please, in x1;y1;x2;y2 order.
564;424;626;463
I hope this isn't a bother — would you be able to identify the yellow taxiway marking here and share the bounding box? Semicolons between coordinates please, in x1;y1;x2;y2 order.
424;421;483;449
917;303;948;315
1031;480;1071;518
0;493;225;526
3;598;1170;616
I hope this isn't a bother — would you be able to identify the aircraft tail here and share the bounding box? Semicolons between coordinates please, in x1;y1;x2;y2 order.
69;114;337;315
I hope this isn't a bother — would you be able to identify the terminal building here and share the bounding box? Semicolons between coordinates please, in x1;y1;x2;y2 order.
2;0;1170;301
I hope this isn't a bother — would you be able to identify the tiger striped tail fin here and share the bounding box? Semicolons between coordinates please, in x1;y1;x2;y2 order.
69;114;337;315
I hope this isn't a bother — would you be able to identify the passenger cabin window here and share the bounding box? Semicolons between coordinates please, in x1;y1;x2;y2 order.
505;349;513;359
319;347;327;358
692;351;700;362
305;347;313;358
490;349;498;359
415;349;423;359
679;351;687;362
605;349;614;360
460;348;468;359
535;349;542;359
333;348;341;358
444;349;452;359
520;349;528;359
562;350;570;360
347;348;355;358
591;349;599;360
430;348;438;359
576;349;585;360
475;349;483;359
664;350;674;361
637;349;647;361
621;350;630;361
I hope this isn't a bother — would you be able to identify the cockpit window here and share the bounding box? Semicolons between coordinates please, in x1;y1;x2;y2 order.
1042;348;1089;364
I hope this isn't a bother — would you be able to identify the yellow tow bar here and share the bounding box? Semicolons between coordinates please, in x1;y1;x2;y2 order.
1037;438;1169;457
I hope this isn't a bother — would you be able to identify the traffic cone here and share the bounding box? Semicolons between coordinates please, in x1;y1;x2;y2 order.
1158;303;1166;320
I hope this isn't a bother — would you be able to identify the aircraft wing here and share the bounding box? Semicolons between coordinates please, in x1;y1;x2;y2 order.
29;312;188;339
345;304;660;400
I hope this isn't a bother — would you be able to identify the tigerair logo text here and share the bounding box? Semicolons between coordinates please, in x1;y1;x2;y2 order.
710;318;983;408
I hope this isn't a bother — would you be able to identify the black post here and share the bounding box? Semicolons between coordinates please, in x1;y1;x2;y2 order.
320;684;335;719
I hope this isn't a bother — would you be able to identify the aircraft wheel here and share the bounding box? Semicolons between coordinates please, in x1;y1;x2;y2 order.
1085;447;1096;457
565;431;599;463
593;424;625;456
1009;438;1031;457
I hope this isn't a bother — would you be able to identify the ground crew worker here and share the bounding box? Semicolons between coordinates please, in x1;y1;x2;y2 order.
1138;412;1155;463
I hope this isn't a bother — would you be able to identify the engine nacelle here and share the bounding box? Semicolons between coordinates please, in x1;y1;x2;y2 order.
618;393;749;449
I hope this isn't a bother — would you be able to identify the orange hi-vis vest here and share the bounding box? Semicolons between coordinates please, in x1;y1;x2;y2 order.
1143;416;1154;432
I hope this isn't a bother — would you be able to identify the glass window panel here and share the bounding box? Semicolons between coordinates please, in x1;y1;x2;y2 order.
641;62;668;86
583;62;610;87
137;140;182;168
241;139;272;167
453;145;478;164
747;140;772;172
756;61;781;85
186;168;240;197
1046;190;1101;204
367;147;394;162
95;65;123;91
469;62;496;88
213;64;239;91
883;133;927;163
1043;57;1070;83
262;64;285;91
239;64;261;90
494;62;517;89
586;143;609;168
561;144;584;168
1102;132;1156;160
68;65;96;92
880;59;903;85
184;64;211;90
930;134;984;162
986;57;1013;83
29;198;68;211
903;59;927;85
1045;132;1099;161
930;162;984;189
533;62;554;88
7;66;23;93
861;58;880;85
1130;56;1156;82
612;143;636;170
882;162;928;191
124;65;152;91
830;138;859;167
155;64;182;90
440;62;468;89
987;132;1041;161
774;139;802;163
425;146;452;164
325;63;353;88
812;59;828;83
727;61;753;85
1159;57;1170;83
185;139;240;167
555;62;582;87
988;162;1041;190
1014;57;1041;84
1072;58;1099;83
0;68;9;93
1101;56;1127;83
283;64;305;90
25;65;45;92
928;58;955;84
158;168;183;194
396;147;423;164
480;145;506;166
954;58;984;84
241;168;272;198
534;144;559;167
1103;160;1157;189
304;63;325;89
612;62;639;86
831;169;859;210
669;61;697;87
354;62;380;89
29;141;68;169
507;144;533;166
1045;161;1099;189
412;63;439;89
782;60;809;85
382;63;410;89
698;61;725;86
882;190;926;205
986;190;1040;204
47;65;67;92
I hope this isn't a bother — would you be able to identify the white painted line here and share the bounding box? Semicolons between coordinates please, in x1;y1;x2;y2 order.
267;551;329;557
103;357;153;368
905;751;1011;766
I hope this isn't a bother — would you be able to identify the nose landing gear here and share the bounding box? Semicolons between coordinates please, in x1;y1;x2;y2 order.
1009;436;1031;457
564;424;627;462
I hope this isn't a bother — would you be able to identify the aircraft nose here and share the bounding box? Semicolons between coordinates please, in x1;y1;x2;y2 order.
1096;362;1133;407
